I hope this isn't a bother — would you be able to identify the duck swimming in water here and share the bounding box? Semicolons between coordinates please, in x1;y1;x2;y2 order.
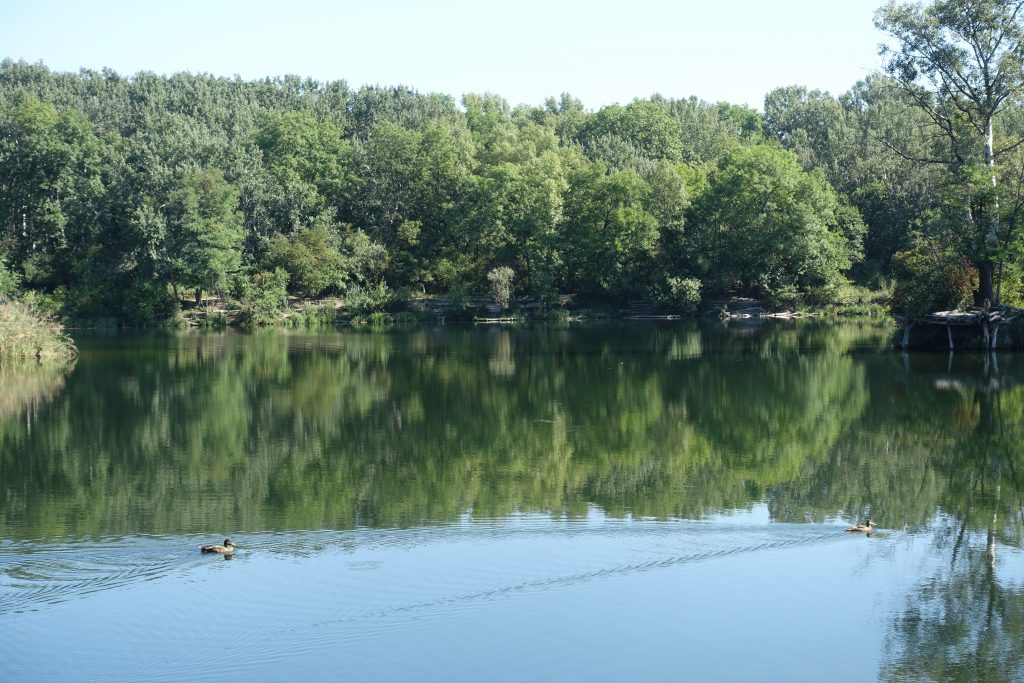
200;538;236;554
845;520;876;534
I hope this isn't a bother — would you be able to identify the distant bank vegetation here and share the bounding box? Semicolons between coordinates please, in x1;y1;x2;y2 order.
1;2;1023;327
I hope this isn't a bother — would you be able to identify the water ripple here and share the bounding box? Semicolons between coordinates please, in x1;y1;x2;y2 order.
284;528;841;634
0;521;844;619
1;537;217;613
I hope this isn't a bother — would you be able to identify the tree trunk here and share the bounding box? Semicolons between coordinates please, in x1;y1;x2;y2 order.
996;260;1004;304
984;117;1000;306
986;117;996;193
977;260;995;307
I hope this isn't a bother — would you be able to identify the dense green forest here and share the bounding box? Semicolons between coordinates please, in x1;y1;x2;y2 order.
2;0;1024;324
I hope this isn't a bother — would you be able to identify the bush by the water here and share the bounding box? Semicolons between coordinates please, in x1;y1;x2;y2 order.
0;300;77;362
343;281;392;315
235;269;289;327
487;267;515;310
657;276;702;313
891;242;977;317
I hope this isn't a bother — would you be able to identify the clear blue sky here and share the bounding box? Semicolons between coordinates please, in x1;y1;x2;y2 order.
0;0;889;110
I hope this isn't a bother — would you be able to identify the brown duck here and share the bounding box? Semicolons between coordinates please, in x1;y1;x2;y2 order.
845;520;876;534
200;538;237;554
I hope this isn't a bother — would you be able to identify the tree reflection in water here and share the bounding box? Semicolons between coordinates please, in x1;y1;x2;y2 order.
881;351;1024;683
2;323;1024;680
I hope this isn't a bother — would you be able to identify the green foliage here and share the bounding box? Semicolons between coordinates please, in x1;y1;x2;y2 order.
580;100;684;162
268;223;345;298
341;229;389;289
445;281;476;316
0;258;20;300
198;307;229;329
997;260;1024;306
689;144;864;299
349;310;393;326
875;0;1024;305
764;86;851;179
0;96;103;289
235;268;289;327
892;239;978;317
487;266;515;309
1;60;975;320
657;276;702;313
254;111;356;231
291;303;338;328
481;150;566;298
804;280;893;317
123;279;179;326
165;168;244;299
343;281;392;315
561;160;660;297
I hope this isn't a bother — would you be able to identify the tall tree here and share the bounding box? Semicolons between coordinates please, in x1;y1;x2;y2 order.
0;97;103;286
254;111;355;233
763;86;852;185
579;100;684;163
688;144;863;301
560;158;660;297
876;0;1024;304
164;168;244;303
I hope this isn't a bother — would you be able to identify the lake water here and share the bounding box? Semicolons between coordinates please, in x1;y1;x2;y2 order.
2;321;1023;682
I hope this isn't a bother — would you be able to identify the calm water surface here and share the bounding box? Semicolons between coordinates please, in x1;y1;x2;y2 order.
2;321;1023;682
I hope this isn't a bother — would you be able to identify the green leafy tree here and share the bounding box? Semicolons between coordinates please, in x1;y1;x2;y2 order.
656;276;702;312
0;58;984;319
254;111;356;232
580;100;684;162
838;76;947;280
560;158;660;297
662;97;757;165
348;85;462;139
487;266;515;309
353;120;471;289
486;151;566;298
0;257;20;300
165;168;244;303
341;229;389;290
463;93;518;166
645;160;705;276
876;0;1024;305
268;222;345;298
0;97;103;288
542;93;588;145
688;144;864;300
764;86;853;184
892;238;978;316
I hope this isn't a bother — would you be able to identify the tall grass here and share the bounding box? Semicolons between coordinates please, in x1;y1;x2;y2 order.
0;300;77;362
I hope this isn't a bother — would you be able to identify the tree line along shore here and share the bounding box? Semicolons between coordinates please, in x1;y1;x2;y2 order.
3;1;1024;349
